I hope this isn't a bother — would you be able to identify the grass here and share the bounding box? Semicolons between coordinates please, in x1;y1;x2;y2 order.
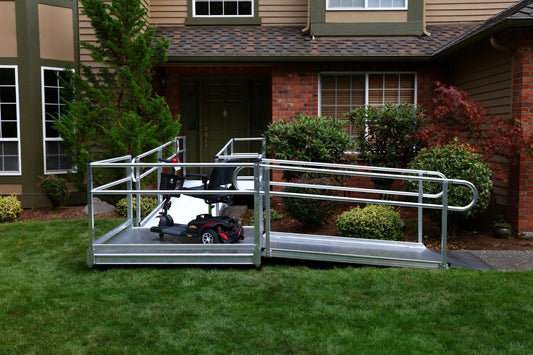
1;219;532;354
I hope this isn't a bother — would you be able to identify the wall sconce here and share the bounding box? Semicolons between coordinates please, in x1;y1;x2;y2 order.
160;69;168;89
153;67;167;89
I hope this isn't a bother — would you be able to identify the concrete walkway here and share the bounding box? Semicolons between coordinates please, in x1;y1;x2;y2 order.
465;250;533;271
447;250;533;271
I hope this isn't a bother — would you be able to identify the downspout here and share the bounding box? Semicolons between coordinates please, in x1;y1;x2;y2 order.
302;0;311;33
423;0;431;36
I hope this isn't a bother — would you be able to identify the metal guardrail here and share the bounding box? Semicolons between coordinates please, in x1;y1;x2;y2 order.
215;137;266;161
258;159;478;268
87;137;478;269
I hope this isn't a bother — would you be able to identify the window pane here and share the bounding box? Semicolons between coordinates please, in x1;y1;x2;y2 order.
238;1;251;15
0;68;15;85
337;90;351;106
210;1;223;15
1;122;17;138
384;74;399;89
393;0;406;7
4;141;17;155
1;104;16;120
337;105;351;118
400;74;415;88
321;76;336;90
4;156;18;171
46;121;59;138
384;90;399;103
45;104;59;118
196;1;209;15
45;87;59;104
368;90;383;105
224;1;237;15
46;141;71;171
351;75;365;90
322;91;336;106
400;89;415;103
322;106;336;118
351;90;365;106
0;87;16;102
368;74;383;89
336;76;350;89
44;70;58;86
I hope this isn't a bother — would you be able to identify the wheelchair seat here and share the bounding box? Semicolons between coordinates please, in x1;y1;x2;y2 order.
184;159;240;205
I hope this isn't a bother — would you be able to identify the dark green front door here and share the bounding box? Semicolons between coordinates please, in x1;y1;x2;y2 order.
200;79;249;162
180;75;271;165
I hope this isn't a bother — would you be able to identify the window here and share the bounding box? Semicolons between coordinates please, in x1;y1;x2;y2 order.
0;66;20;175
194;0;253;17
320;72;416;134
42;67;72;173
327;0;407;10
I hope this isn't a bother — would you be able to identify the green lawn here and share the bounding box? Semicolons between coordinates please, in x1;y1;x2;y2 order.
1;219;532;354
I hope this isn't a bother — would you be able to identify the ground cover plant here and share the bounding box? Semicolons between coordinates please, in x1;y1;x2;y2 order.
1;219;532;353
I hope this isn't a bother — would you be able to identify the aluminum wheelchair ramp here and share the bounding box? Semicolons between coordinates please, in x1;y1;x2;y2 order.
266;232;443;269
87;138;478;270
88;226;258;266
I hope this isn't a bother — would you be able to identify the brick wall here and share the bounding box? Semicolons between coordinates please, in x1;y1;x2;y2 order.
510;30;533;236
272;64;319;122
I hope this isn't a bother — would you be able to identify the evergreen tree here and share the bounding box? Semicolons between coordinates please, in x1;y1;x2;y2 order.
55;0;180;190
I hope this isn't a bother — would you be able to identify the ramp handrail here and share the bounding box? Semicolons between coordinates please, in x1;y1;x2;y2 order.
259;159;478;268
215;137;266;161
88;138;478;269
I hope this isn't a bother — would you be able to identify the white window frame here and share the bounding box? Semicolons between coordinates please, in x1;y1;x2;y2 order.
318;71;417;135
327;0;407;11
193;0;254;17
0;65;21;176
41;66;72;175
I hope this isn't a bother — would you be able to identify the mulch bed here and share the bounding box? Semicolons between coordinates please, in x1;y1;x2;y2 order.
16;204;533;250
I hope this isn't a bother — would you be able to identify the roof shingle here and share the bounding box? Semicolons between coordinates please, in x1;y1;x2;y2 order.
156;24;475;60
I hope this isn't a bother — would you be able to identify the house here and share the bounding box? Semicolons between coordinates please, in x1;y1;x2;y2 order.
0;0;80;207
2;0;533;236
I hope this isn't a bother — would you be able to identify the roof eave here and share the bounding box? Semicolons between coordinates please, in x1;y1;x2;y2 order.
434;18;533;58
166;54;434;63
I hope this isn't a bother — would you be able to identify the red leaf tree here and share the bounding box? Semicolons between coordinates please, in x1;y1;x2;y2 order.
416;82;526;181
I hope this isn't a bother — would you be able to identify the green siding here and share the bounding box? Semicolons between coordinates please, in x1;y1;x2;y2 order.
0;0;79;207
310;0;424;36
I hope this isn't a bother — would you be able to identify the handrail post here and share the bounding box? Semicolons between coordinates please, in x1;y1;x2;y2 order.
441;180;449;269
87;161;95;244
253;160;263;267
157;149;163;205
127;162;133;227
264;160;271;257
134;157;141;227
418;172;423;244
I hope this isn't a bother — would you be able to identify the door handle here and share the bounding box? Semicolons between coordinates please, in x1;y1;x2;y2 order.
204;126;208;148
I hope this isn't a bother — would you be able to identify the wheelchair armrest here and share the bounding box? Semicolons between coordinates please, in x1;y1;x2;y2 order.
186;173;209;185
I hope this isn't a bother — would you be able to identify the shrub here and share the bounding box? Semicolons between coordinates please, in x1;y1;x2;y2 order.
40;175;70;209
348;103;423;168
0;194;23;223
348;103;424;190
116;197;159;218
282;177;338;226
264;115;354;180
336;204;403;241
406;144;493;220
